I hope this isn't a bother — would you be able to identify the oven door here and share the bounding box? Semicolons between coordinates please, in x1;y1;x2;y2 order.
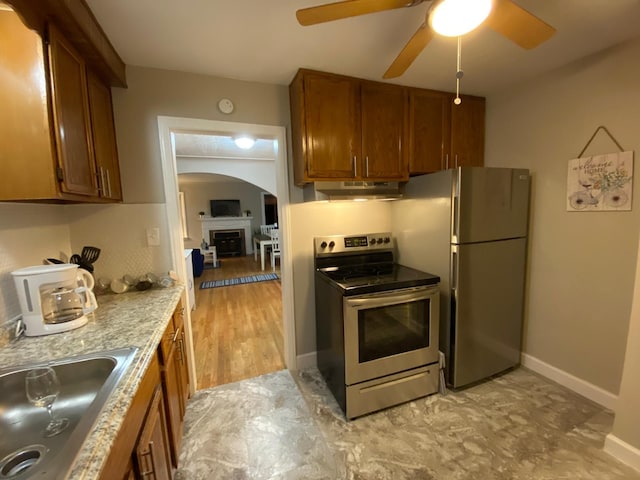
343;285;440;385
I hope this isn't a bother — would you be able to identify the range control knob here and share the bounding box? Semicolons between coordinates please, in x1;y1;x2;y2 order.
328;241;335;248
383;237;391;243
377;237;384;244
370;238;377;244
320;241;327;249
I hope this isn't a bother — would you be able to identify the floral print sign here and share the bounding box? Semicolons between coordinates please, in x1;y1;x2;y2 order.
567;151;633;211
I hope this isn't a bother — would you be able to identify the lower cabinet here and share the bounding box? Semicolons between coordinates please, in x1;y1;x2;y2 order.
100;302;191;479
135;385;172;480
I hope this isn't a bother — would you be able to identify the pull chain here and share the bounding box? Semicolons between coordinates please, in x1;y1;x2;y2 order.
454;36;463;105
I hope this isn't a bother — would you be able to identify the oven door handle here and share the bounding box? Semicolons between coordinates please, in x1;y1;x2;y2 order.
345;287;434;309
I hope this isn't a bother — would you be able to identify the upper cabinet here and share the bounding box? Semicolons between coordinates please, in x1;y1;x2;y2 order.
0;6;124;202
449;94;485;168
290;68;485;184
290;69;409;185
408;88;450;175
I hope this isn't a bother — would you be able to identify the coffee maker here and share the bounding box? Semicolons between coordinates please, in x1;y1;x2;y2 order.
11;264;98;336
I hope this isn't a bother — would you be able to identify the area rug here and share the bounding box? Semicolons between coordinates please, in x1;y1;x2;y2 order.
200;272;278;289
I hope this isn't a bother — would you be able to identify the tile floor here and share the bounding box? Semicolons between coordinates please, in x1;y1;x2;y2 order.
175;367;640;480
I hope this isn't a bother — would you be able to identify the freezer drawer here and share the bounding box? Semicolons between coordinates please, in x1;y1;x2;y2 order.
448;237;527;388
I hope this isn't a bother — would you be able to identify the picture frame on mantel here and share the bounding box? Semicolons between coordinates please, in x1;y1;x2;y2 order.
567;151;634;212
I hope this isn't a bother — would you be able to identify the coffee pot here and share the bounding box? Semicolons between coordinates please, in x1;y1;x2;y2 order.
11;264;98;336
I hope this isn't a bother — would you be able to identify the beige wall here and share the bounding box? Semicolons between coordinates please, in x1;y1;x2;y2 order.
0;204;71;326
289;200;392;355
485;37;640;394
112;66;292;204
178;178;266;249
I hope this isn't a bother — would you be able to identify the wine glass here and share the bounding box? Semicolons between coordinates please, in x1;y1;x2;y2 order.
25;367;69;437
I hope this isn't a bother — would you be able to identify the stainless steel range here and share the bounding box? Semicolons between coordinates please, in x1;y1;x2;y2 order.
314;232;441;419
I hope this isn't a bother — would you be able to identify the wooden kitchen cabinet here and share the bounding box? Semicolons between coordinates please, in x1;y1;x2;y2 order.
48;23;98;197
87;70;123;200
360;81;407;179
99;356;169;480
289;69;408;185
135;385;173;480
0;10;123;202
408;88;450;174
448;94;485;168
409;90;485;174
158;299;190;467
173;303;191;413
100;302;190;480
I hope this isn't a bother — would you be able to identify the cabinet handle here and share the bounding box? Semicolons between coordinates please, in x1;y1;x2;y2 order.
445;154;449;170
105;169;112;197
177;337;184;364
352;156;357;177
172;328;180;343
96;167;104;194
365;156;369;177
454;154;459;168
139;442;156;477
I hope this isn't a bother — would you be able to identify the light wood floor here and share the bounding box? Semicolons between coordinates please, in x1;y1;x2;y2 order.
190;255;285;391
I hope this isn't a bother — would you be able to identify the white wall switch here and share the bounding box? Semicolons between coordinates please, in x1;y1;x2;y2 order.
146;227;160;246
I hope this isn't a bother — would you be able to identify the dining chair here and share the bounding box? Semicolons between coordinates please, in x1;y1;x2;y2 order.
270;229;281;271
260;224;276;236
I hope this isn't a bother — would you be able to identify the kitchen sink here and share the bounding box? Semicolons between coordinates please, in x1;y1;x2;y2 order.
0;347;138;479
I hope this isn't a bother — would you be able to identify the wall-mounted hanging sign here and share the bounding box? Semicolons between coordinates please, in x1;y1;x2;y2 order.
567;151;633;211
567;125;633;212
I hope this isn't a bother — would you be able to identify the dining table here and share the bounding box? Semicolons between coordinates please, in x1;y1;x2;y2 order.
253;233;277;271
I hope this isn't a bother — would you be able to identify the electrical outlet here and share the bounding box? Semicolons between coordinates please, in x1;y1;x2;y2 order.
146;227;160;246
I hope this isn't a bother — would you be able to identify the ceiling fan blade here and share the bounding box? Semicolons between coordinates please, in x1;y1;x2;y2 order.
485;0;556;49
383;22;433;78
296;0;420;26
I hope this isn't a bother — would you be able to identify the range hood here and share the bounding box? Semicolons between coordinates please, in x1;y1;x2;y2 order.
304;181;403;201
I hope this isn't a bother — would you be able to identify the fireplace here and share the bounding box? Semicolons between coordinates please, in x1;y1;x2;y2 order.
210;229;245;257
200;216;253;255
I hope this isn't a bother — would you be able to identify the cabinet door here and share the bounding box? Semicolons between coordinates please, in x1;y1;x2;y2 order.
87;71;122;200
360;81;408;180
135;385;172;480
408;89;450;174
449;95;485;168
48;24;98;196
303;72;360;179
177;328;190;413
161;341;184;467
0;10;58;201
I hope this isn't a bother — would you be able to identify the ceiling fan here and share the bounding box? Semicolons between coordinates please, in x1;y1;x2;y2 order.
296;0;556;79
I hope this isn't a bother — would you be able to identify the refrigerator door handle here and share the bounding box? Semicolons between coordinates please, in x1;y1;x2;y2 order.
451;246;458;291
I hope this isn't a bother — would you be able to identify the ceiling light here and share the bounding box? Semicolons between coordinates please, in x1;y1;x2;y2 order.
234;136;255;149
429;0;493;37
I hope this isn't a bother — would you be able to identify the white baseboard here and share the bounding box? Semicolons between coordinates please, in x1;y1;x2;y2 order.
605;434;640;472
296;351;317;370
521;353;617;410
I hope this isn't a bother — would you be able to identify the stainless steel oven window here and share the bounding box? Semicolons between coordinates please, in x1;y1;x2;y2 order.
344;286;440;385
358;299;430;363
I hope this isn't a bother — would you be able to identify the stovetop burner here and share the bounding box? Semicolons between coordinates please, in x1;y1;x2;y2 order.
314;232;440;296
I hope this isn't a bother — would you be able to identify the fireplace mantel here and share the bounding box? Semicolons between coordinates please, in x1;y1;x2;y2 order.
200;216;253;254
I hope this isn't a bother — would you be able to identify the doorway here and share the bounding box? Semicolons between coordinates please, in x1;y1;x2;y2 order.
157;116;296;394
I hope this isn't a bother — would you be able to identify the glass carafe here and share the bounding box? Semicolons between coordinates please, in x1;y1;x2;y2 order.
40;283;97;325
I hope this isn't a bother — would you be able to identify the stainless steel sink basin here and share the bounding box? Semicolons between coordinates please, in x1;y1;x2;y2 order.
0;347;138;479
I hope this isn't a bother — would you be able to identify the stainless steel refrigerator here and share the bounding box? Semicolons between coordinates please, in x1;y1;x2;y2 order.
392;167;530;388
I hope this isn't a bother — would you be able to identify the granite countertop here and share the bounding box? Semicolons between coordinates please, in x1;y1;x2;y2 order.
0;284;184;480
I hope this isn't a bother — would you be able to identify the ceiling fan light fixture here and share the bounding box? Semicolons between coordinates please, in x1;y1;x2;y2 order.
234;135;256;149
429;0;493;37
